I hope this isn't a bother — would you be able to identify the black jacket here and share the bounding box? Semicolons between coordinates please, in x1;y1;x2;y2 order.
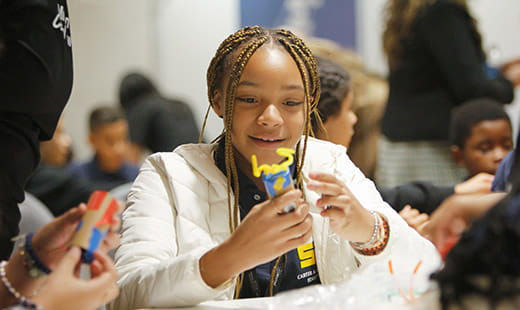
381;0;513;141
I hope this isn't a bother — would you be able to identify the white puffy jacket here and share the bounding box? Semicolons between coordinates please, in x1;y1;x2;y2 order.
110;138;439;309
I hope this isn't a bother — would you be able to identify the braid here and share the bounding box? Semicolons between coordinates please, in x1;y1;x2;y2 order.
204;26;320;299
276;31;321;191
224;37;268;233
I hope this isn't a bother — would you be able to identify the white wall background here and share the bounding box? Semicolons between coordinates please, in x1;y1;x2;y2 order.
65;0;158;160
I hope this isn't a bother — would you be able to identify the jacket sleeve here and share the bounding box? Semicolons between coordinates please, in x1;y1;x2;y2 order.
332;148;440;268
109;155;232;309
418;3;514;104
492;150;515;192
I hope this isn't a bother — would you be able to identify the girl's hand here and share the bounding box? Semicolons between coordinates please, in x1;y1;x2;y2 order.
33;246;119;310
200;189;312;288
308;172;374;243
229;189;312;269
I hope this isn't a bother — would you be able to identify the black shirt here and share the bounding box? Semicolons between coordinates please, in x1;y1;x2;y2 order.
0;0;73;140
214;141;320;297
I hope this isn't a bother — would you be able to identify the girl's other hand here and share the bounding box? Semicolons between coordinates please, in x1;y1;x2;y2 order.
308;172;374;243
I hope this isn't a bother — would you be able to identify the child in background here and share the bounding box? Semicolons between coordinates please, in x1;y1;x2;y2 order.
69;106;139;191
110;26;438;309
450;99;513;178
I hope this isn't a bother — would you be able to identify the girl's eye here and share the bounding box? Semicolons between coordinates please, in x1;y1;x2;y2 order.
284;100;303;107
237;97;257;104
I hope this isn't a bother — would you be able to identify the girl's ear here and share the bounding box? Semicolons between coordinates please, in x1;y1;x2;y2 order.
211;90;224;119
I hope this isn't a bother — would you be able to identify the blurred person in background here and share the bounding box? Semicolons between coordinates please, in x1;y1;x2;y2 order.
119;72;200;163
307;38;388;180
69;106;139;191
378;0;520;188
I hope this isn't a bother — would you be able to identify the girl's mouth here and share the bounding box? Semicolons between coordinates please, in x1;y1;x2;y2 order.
249;136;285;147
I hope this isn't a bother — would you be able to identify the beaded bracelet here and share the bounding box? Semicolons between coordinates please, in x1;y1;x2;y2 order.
356;215;390;256
350;212;390;256
1;260;29;303
351;210;380;249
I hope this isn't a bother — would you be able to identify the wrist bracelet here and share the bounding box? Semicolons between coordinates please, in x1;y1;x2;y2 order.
351;210;380;249
355;215;390;256
22;233;51;278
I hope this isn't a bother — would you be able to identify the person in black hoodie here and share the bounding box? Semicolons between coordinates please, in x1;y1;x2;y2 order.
0;0;73;259
377;0;520;188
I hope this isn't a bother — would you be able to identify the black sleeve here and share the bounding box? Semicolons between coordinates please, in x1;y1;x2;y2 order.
418;3;514;104
25;165;94;217
378;182;455;214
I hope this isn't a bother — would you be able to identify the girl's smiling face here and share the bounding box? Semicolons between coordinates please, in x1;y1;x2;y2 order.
213;45;306;166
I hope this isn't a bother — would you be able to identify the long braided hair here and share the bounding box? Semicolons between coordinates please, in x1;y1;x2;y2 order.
200;26;321;297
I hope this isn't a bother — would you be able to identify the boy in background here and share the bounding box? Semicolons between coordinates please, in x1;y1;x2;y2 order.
69;106;139;191
450;99;513;178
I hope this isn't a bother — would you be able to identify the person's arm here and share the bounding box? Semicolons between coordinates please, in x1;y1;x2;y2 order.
419;3;514;104
380;173;494;215
0;204;120;309
313;146;440;266
426;192;506;250
379;182;454;214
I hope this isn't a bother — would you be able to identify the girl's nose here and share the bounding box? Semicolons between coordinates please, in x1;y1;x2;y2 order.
257;104;283;127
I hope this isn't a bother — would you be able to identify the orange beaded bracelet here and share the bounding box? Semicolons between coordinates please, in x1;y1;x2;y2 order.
351;213;390;256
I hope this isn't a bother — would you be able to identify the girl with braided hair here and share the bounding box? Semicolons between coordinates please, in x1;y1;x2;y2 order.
110;26;438;309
